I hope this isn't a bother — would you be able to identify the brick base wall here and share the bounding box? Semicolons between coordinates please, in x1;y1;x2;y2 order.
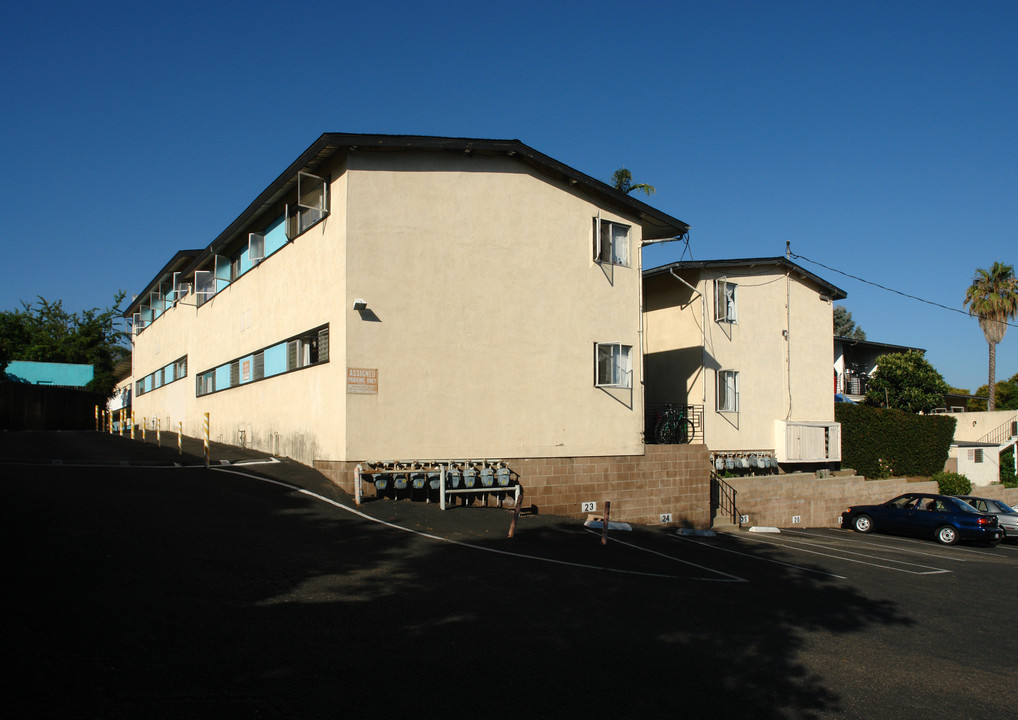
725;475;939;528
315;443;711;528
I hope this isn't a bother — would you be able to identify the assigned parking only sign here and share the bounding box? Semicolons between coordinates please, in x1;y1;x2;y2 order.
347;367;378;394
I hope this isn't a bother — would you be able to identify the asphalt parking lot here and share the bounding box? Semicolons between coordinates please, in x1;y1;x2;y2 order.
4;431;1016;719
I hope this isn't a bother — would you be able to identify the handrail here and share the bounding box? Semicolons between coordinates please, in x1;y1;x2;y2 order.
977;415;1018;445
645;403;704;444
710;470;739;526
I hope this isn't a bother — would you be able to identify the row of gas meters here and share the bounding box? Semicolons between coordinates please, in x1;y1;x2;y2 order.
360;460;517;493
712;453;779;473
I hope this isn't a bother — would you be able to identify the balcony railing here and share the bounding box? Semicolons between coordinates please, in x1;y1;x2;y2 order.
645;403;704;444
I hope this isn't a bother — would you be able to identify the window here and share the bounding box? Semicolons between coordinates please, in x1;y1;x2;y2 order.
286;172;329;239
715;279;738;323
968;449;984;463
194;270;215;305
593;217;630;267
595;343;632;388
253;351;264;381
136;356;188;397
173;275;191;304
215;255;232;290
196;325;329;397
249;232;265;264
717;370;739;412
197;370;215;397
288;327;329;371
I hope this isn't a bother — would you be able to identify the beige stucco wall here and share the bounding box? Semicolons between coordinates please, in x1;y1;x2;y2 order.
645;264;836;456
949;445;1001;486
343;151;645;460
950;410;1018;442
130;150;648;465
131;162;350;465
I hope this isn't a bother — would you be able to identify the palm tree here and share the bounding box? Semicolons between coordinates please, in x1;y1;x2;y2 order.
964;262;1018;411
610;168;655;196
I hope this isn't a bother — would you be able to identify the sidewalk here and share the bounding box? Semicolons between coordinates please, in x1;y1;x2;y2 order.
0;429;561;544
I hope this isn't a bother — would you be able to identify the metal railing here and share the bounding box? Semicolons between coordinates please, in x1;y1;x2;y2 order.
645;403;704;444
978;416;1018;446
710;470;739;526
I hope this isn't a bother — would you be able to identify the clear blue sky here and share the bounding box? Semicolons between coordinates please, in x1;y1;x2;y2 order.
2;0;1015;393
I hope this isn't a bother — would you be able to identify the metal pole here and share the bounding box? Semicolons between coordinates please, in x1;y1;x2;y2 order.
355;464;363;505
94;405;99;431
601;501;611;546
508;497;521;538
156;418;161;448
178;421;182;456
203;412;210;469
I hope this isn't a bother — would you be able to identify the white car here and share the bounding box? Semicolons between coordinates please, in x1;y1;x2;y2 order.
957;496;1018;543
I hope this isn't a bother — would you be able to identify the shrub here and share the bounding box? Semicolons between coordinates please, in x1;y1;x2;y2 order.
1001;447;1016;487
836;404;956;479
933;472;972;496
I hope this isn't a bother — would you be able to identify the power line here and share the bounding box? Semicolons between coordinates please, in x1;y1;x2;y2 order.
788;250;1018;330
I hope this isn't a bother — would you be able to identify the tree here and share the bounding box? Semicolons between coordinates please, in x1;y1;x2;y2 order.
963;262;1018;411
610;168;655;196
864;350;949;413
969;372;1018;412
0;293;129;398
833;305;866;340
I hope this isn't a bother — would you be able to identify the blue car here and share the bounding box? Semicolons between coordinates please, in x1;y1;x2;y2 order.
841;493;1002;546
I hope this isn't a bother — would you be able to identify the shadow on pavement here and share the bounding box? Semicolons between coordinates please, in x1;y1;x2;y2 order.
4;431;921;719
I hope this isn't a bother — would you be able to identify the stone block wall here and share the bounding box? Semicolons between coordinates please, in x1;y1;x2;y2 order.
725;474;938;528
315;443;711;528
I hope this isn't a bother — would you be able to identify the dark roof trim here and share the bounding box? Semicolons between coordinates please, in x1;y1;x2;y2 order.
645;257;848;300
834;336;925;353
127;133;690;316
124;249;203;317
307;134;689;239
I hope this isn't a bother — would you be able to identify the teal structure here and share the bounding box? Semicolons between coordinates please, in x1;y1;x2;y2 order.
4;361;94;388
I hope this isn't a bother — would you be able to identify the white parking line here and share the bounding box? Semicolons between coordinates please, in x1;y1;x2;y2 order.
725;532;951;575
673;534;848;580
785;529;1003;561
584;530;747;582
212;467;690;580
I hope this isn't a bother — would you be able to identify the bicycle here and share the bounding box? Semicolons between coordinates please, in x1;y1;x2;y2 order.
653;404;695;444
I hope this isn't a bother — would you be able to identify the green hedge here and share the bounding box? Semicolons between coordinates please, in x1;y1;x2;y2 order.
836;404;956;479
932;472;972;495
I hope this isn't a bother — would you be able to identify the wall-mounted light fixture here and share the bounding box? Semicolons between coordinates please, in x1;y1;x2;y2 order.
353;298;367;311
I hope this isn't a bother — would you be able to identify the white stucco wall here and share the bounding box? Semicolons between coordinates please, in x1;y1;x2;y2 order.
645;263;837;457
951;410;1018;443
131;164;349;465
343;151;644;460
129;148;650;465
951;444;1002;486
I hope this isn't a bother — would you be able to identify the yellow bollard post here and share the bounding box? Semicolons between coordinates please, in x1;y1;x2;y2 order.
178;421;183;456
119;409;124;437
203;412;210;469
130;411;135;441
142;417;146;443
95;405;99;431
156;417;161;448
